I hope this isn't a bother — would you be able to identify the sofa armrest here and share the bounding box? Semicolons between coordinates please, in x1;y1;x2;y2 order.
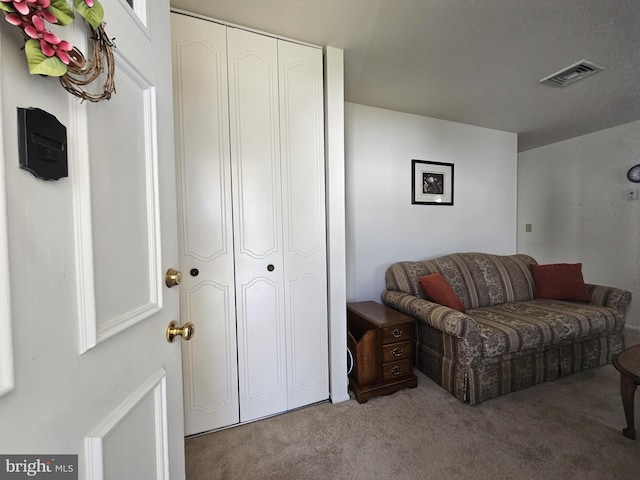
381;289;480;339
587;284;632;317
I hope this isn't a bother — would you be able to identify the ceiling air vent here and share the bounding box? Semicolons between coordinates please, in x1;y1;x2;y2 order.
539;59;604;87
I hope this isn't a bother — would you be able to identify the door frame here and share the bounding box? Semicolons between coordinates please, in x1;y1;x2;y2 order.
323;46;349;404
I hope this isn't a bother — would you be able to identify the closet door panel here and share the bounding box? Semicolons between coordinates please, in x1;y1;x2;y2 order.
237;278;285;421
171;13;239;435
278;41;329;408
287;274;328;408
228;28;287;421
228;28;282;260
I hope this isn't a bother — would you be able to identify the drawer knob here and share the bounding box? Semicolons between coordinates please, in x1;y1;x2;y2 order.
390;328;403;338
392;347;404;357
392;365;403;376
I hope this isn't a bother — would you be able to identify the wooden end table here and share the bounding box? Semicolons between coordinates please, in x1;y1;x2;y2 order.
347;301;417;403
612;344;640;440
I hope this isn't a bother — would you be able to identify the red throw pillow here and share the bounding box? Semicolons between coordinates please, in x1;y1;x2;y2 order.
531;263;591;302
418;272;466;312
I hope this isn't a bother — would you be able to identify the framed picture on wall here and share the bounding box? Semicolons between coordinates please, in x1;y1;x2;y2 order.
411;160;454;205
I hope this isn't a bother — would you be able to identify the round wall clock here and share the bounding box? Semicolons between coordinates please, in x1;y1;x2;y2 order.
627;164;640;183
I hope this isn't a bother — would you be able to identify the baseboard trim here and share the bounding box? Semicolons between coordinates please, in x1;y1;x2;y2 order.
330;392;351;404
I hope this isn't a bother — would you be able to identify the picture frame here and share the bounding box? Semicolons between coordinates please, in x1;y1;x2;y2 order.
411;159;454;205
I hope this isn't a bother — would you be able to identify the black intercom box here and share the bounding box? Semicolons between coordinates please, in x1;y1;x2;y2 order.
17;107;68;181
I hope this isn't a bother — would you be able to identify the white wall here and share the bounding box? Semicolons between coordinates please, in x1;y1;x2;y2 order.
518;120;640;329
345;103;518;302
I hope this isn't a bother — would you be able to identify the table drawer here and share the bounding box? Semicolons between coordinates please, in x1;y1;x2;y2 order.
382;359;412;381
380;324;412;344
381;341;412;363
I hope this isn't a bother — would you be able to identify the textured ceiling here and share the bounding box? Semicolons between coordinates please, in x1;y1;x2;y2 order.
170;0;640;152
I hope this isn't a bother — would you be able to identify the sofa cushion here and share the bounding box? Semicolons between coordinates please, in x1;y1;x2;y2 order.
418;273;466;312
384;253;537;309
467;299;620;358
532;263;591;302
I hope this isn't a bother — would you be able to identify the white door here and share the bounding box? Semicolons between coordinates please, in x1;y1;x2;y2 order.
227;26;289;423
277;39;329;411
0;1;186;479
171;13;240;435
172;14;328;436
230;31;329;420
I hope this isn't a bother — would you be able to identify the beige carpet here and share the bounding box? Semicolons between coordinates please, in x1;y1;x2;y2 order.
186;331;640;480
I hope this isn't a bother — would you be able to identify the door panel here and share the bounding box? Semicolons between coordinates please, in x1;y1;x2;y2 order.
88;55;161;342
228;28;282;261
171;13;239;435
228;27;288;422
288;275;328;407
239;278;285;417
183;282;236;421
87;370;169;480
278;41;329;409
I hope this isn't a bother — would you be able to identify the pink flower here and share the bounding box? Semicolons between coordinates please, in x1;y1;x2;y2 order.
5;12;30;27
85;0;93;6
24;15;72;64
47;38;72;64
33;0;56;24
4;0;37;16
24;15;53;41
1;0;56;23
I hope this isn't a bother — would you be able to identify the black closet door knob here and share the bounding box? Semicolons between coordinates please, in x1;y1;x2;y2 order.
267;264;275;272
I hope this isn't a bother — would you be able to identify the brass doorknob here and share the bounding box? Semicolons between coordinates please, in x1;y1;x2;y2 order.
165;268;182;288
166;320;195;342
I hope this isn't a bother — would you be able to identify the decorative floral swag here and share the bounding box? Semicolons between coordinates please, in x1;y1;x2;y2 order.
0;0;116;102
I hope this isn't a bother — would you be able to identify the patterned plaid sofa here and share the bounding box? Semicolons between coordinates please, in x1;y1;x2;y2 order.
381;253;630;404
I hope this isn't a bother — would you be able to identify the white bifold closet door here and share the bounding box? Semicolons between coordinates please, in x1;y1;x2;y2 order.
171;13;328;436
